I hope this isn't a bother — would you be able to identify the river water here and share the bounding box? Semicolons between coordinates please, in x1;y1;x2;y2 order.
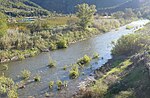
0;20;149;98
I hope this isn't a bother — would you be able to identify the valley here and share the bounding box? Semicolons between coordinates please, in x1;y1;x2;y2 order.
0;0;150;98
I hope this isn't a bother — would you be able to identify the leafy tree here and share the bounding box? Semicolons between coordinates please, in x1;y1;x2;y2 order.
76;3;97;30
0;12;8;37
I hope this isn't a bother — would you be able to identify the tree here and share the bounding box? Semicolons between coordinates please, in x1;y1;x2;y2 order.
76;3;97;30
0;12;8;37
112;11;125;19
124;8;136;19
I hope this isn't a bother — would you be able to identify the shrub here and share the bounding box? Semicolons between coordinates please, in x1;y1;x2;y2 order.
21;69;31;79
112;34;149;56
7;89;18;98
92;52;100;59
34;75;41;82
0;76;18;98
18;54;25;60
62;65;67;70
90;81;108;98
126;25;134;30
49;81;54;89
114;90;135;98
48;60;56;68
69;64;79;79
56;80;63;90
77;55;91;66
49;43;57;50
3;64;8;70
56;39;68;49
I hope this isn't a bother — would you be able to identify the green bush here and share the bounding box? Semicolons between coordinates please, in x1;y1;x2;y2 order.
48;60;56;68
126;25;134;30
77;55;91;66
112;34;149;56
0;76;18;98
49;81;54;89
69;64;79;79
21;69;31;79
90;81;108;98
56;80;63;90
7;89;18;98
92;52;100;59
62;65;67;70
49;43;57;50
56;39;68;49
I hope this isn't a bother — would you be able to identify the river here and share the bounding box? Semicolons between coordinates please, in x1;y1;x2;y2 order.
0;19;149;98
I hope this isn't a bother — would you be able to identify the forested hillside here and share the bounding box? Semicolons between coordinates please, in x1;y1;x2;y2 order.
30;0;147;13
0;0;50;17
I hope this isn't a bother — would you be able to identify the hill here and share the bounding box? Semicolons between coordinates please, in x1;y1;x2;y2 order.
30;0;148;14
0;0;51;17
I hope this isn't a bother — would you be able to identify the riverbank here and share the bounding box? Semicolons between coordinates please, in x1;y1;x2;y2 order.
74;52;150;98
73;22;150;98
0;19;148;98
0;18;136;64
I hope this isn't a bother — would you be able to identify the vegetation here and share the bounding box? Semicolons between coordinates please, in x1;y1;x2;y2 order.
126;25;134;30
0;76;18;98
0;0;150;97
21;69;31;80
76;3;97;30
0;12;7;37
49;81;54;89
0;0;50;17
56;39;68;49
92;52;100;59
69;64;79;79
48;60;56;68
0;48;39;63
56;80;63;90
2;64;8;70
62;65;67;70
90;81;108;98
94;19;121;32
0;3;136;63
112;33;149;56
114;90;135;98
101;59;133;80
30;0;149;15
78;22;150;98
77;55;91;66
113;8;137;20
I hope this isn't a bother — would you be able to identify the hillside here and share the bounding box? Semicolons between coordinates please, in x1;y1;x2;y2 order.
30;0;147;14
74;22;150;98
0;0;50;17
1;0;149;17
